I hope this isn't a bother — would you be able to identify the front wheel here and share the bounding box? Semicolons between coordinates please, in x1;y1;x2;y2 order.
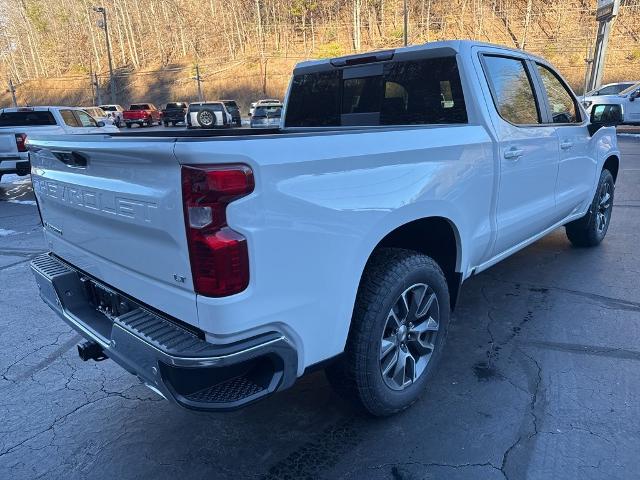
565;169;614;247
326;248;450;416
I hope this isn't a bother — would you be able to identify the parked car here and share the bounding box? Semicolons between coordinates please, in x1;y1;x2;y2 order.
249;98;281;117
0;106;118;181
581;82;636;105
161;102;189;127
99;104;125;127
123;103;161;128
585;81;640;125
250;103;282;128
28;41;622;417
221;100;242;127
83;106;116;126
186;101;233;128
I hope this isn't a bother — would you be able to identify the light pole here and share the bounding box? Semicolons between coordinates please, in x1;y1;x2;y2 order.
93;6;116;104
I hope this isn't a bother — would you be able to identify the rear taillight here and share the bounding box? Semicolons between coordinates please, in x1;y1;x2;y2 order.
15;133;27;152
181;164;254;297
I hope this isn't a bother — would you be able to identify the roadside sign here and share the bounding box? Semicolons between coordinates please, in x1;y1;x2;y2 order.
596;0;620;20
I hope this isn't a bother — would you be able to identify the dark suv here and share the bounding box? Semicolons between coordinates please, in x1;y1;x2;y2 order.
221;100;242;127
161;102;189;126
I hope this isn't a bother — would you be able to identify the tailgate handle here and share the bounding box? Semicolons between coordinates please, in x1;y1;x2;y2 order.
52;151;88;168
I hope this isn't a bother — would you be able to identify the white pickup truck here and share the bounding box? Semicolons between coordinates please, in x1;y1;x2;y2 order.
0;106;118;182
583;81;640;125
28;41;622;416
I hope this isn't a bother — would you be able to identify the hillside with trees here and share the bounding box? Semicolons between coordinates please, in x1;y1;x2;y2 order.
0;0;639;108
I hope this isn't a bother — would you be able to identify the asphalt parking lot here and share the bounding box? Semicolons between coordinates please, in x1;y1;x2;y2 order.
1;134;640;480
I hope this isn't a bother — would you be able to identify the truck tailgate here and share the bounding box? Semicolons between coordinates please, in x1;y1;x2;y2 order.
28;135;198;324
0;132;17;156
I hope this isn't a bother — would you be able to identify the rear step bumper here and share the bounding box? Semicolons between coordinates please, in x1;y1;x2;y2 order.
30;253;298;411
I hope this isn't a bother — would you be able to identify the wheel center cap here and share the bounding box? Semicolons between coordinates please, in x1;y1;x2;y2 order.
397;325;408;343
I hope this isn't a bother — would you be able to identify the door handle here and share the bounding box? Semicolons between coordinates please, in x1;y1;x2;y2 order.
504;147;524;160
560;141;574;150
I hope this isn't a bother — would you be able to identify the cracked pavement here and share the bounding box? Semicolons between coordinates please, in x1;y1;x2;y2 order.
1;135;640;480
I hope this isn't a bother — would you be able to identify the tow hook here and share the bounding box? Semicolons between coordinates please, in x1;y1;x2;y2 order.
77;340;108;362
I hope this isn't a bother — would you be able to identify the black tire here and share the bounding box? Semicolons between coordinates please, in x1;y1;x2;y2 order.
125;123;131;129
565;169;614;247
163;121;169;127
197;109;217;128
325;248;450;416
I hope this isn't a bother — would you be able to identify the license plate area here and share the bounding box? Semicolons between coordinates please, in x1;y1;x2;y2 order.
82;277;135;321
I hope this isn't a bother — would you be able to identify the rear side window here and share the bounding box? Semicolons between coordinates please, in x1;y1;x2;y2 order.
482;55;540;125
285;57;467;127
0;111;56;127
75;110;98;127
535;64;580;124
60;110;80;127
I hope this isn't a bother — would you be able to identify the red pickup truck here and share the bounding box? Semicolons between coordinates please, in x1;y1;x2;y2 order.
123;103;161;128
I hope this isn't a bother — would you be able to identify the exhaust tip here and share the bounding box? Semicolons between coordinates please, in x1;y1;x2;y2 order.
77;340;108;362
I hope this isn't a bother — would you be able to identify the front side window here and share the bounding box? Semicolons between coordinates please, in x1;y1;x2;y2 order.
75;110;98;127
482;55;540;125
60;110;79;127
536;64;579;124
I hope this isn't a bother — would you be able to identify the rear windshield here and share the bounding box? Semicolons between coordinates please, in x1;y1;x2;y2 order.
129;104;150;110
254;106;282;117
285;56;467;127
191;103;223;111
0;111;57;127
619;82;640;96
165;103;186;109
100;105;117;111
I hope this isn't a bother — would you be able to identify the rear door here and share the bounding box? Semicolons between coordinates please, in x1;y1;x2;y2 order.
478;52;561;255
533;62;595;218
58;109;82;133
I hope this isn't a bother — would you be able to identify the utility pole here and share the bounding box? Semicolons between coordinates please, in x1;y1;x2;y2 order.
93;6;116;104
194;64;203;102
7;78;17;107
93;73;102;105
403;0;408;46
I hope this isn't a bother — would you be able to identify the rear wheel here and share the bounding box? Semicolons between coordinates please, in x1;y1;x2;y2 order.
163;121;169;127
125;123;131;129
325;248;450;416
565;169;614;247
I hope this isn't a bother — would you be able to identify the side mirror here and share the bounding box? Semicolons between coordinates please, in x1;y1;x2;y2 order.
97;121;105;127
588;104;623;135
630;90;640;102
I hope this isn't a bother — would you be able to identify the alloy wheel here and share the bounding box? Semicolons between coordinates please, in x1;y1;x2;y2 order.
380;283;440;390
